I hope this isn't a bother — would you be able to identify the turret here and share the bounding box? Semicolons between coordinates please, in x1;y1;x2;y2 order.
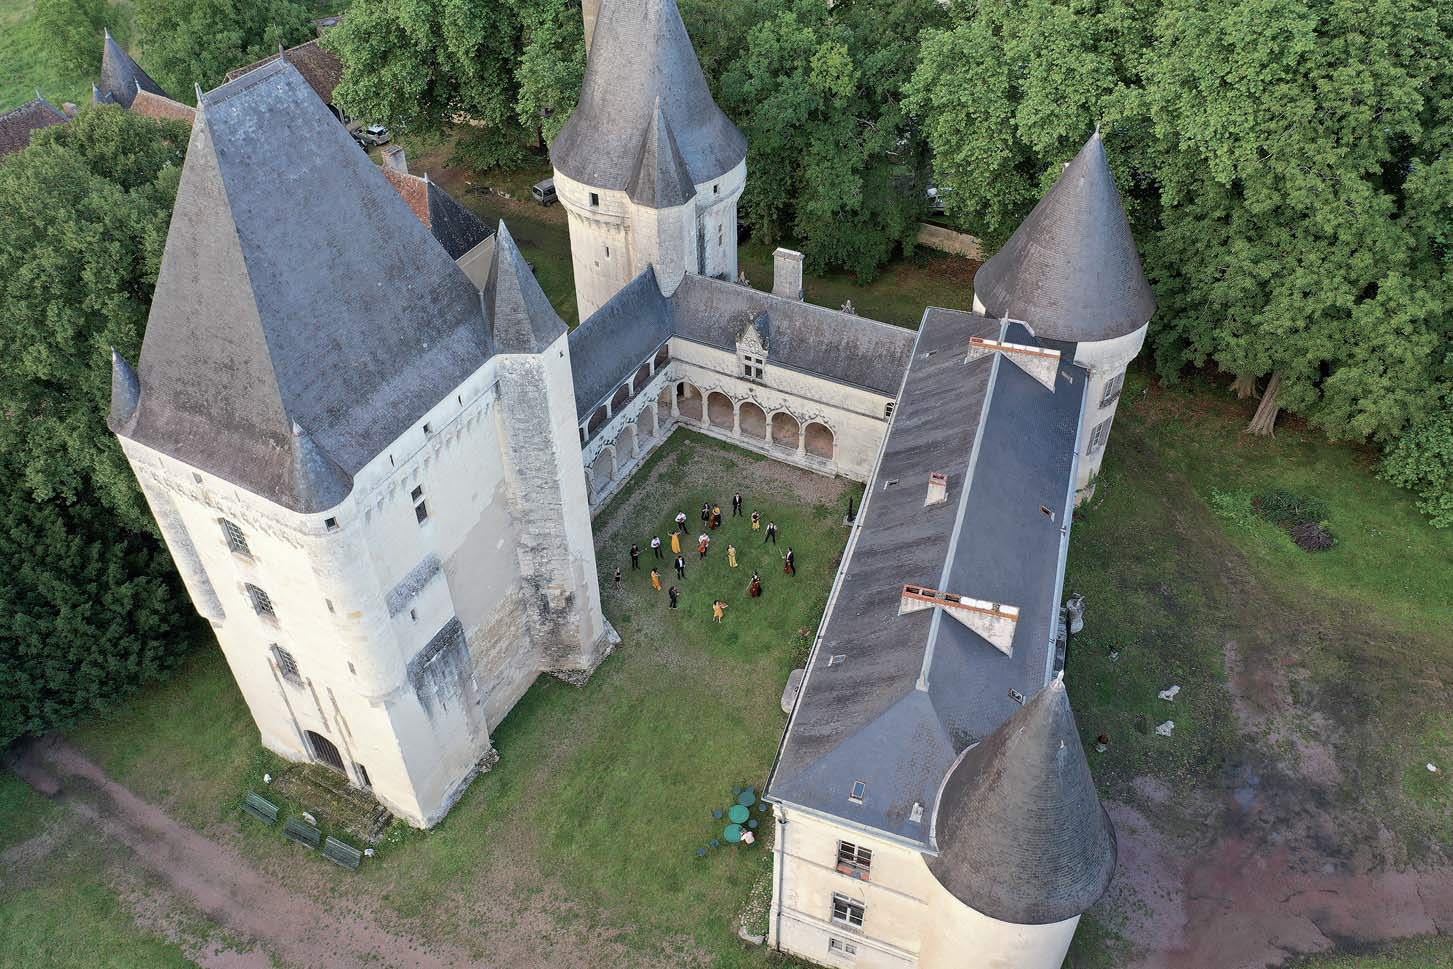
974;131;1155;500
551;0;747;320
96;28;168;108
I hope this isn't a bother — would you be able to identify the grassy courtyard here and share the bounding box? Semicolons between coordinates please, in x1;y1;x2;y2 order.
1;432;856;968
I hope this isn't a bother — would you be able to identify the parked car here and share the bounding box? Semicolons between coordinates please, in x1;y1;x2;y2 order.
926;185;950;214
350;123;392;148
532;178;558;206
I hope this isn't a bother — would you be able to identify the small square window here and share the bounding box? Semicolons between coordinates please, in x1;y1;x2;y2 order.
221;519;251;557
830;893;865;928
271;644;299;681
411;485;424;501
884;401;895;419
713;183;720;195
246;583;275;619
423;422;433;435
589;192;599;207
192;472;203;484
324;516;339;531
1088;416;1113;454
828;938;858;957
1101;371;1125;407
414;500;429;524
849;780;866;803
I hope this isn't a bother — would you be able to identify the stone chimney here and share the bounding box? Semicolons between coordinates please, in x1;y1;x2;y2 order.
381;144;408;174
772;248;804;301
583;0;602;54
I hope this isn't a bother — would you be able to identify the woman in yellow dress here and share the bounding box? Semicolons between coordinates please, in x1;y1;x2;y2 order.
727;544;738;568
670;531;682;555
751;511;761;531
712;600;728;623
650;569;662;591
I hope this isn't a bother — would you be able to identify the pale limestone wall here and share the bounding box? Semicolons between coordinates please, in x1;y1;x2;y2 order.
119;343;608;827
580;358;675;510
1069;322;1147;501
555;160;746;320
769;807;1080;969
915;223;983;261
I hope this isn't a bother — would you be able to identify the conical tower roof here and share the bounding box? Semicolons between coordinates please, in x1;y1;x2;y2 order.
551;0;745;196
487;220;567;353
120;61;491;513
927;675;1116;925
97;28;167;108
628;97;696;208
973;132;1154;343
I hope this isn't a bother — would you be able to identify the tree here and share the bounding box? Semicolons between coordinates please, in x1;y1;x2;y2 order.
514;0;585;145
718;0;946;280
1380;403;1453;528
0;105;188;534
32;0;112;79
132;0;314;100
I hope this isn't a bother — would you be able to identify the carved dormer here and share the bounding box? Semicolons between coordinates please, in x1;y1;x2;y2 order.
736;311;769;381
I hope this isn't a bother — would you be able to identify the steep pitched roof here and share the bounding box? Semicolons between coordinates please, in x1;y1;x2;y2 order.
974;132;1155;343
97;29;167;108
130;89;196;124
224;39;344;106
486;221;567;353
0;97;67;157
569;268;674;419
116;61;493;513
426;178;494;260
628;98;696;208
551;0;746;193
927;675;1116;924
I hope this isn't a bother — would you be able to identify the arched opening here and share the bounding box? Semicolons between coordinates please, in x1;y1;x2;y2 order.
642;402;658;440
707;391;734;430
805;421;834;460
739;401;767;440
771;411;800;450
590;448;615;500
633;362;651;391
306;730;346;773
654;344;670;369
677;382;703;422
611;383;631;412
587;405;608;437
584;468;595;503
619;423;637;460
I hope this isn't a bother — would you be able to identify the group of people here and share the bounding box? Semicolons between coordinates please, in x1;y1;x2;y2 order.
611;491;798;623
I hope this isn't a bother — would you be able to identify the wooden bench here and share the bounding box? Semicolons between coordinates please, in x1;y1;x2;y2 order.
284;818;322;849
242;792;279;825
322;836;363;870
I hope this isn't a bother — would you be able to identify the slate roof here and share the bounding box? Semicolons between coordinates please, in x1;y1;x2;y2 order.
766;311;1088;856
974;132;1155;344
928;674;1116;925
96;29;167;108
551;0;746;194
628;98;696;208
130;89;196;124
225;39;344;106
381;168;495;260
569;268;674;419
114;61;494;513
0;97;67;158
487;221;567;354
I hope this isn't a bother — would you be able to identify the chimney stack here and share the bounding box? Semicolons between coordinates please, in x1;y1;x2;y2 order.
583;0;602;55
381;144;408;175
772;248;804;301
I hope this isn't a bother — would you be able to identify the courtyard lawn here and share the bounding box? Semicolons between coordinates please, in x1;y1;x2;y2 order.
34;431;855;968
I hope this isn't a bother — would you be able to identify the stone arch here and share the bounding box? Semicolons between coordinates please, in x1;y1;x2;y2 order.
619;423;637;459
707;391;734;430
771;410;800;450
657;385;672;414
632;362;651;391
805;421;834;460
590;447;615;501
306;730;345;772
739;400;767;440
677;382;703;422
611;383;631;412
587;405;607;438
654;344;670;369
642;402;658;440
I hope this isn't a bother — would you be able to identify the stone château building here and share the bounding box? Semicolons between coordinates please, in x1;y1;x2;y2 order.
112;0;1153;965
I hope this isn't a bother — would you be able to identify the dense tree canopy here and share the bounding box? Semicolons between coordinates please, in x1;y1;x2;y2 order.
132;0;315;100
32;0;113;79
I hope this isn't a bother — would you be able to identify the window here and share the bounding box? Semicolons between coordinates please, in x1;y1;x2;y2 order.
246;583;276;619
271;644;300;682
713;183;720;195
826;653;846;667
324;516;339;531
221;519;251;557
1100;371;1125;407
354;762;372;789
740;353;765;380
718;224;723;247
325;598;335;614
884;401;895;419
411;484;428;523
836;841;873;878
830;894;865;929
589;192;599;207
828;938;858;958
849;780;866;803
192;471;203;484
1087;416;1113;454
423;422;433;435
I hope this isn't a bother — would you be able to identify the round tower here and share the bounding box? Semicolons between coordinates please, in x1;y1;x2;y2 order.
918;675;1117;969
550;0;747;321
973;131;1155;502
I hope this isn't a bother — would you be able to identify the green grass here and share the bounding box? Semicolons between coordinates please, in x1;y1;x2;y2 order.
0;878;198;969
1286;937;1453;968
0;0;134;112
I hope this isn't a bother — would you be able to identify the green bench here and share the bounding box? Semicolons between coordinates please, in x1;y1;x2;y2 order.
242;792;279;825
284;818;322;849
322;836;363;870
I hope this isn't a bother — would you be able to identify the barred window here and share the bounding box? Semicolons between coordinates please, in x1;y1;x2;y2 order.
411;484;428;523
1087;417;1114;454
221;519;251;557
246;583;275;618
836;841;872;877
1100;371;1125;407
830;893;865;928
271;644;299;681
828;938;858;958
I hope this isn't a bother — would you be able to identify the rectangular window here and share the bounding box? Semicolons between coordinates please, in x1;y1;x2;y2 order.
1087;416;1113;454
354;762;372;789
828;938;858;958
246;583;276;619
324;516;339;531
221;519;251;557
589;192;599;207
411;484;428;523
1100;371;1125;407
884;401;895;419
836;841;873;877
830;894;865;929
271;644;300;681
849;780;866;803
